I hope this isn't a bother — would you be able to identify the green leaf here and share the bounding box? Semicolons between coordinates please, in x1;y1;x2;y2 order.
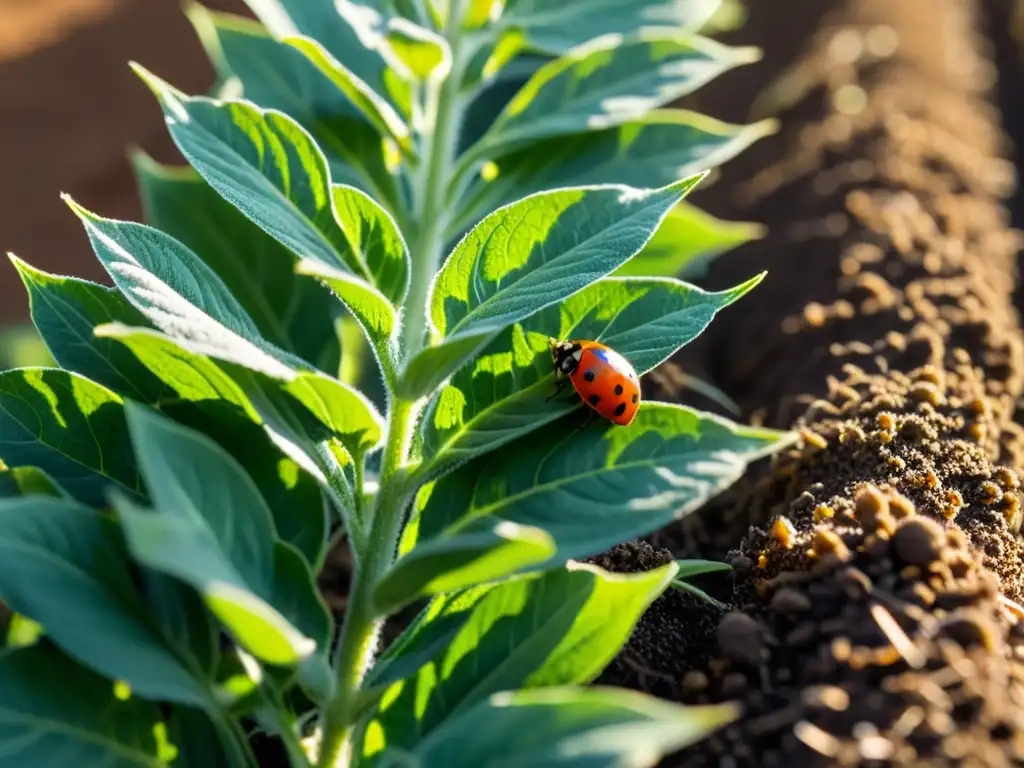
674;559;732;580
10;256;170;401
117;404;324;667
188;5;398;207
373;520;555;614
669;558;732;609
0;644;167;767
421;274;763;476
66;197;296;378
130;68;402;381
126;402;276;588
0;497;210;705
95;323;360;528
67;198;384;460
168;706;254;768
285;35;411;150
0;465;68;499
269;540;335;701
469;32;759;160
89;323;332;564
500;0;723;54
451;112;775;239
412;403;793;564
402;177;702;398
386;18;450;79
238;0;413;119
131;151;339;371
406;687;737;767
362;563;678;758
0;368;141;507
616;201;765;279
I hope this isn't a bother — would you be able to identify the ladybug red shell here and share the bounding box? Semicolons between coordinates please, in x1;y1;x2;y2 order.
548;338;641;426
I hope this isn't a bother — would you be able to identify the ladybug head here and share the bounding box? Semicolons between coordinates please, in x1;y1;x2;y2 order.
548;337;582;378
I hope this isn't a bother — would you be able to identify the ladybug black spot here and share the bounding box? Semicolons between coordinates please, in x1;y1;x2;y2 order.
614;384;624;396
614;402;627;417
589;394;601;406
584;370;596;382
632;393;638;404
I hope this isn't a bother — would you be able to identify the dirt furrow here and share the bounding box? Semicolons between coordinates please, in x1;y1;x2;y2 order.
598;1;1024;764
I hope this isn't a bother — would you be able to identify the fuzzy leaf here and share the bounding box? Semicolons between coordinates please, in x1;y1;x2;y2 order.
402;177;701;398
285;35;411;150
0;466;68;499
614;201;766;279
451;113;774;239
386;19;449;79
116;405;326;667
66;198;295;379
0;368;141;507
10;256;169;402
0;497;210;705
68;198;384;462
471;32;758;159
500;0;723;53
421;274;763;476
91;324;331;565
411;403;793;565
238;0;412;118
189;6;398;206
132;67;402;378
372;520;556;614
362;563;679;759
407;687;737;767
132;151;339;371
0;645;167;767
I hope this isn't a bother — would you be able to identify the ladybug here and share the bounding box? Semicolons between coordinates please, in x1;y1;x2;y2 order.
548;338;641;426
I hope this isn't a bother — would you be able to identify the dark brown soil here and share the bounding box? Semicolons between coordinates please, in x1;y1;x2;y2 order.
607;0;1024;765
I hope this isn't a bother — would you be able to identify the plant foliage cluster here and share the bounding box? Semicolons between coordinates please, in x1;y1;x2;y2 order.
0;0;790;765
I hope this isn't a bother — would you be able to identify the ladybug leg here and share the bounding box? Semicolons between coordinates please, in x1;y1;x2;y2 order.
570;406;598;434
545;378;570;402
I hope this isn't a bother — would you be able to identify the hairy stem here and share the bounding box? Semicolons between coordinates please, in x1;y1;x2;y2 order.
399;3;470;355
316;4;471;765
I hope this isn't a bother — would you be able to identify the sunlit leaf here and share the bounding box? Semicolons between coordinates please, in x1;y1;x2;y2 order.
0;368;140;507
373;519;555;614
11;256;169;402
188;5;398;207
402;177;702;398
410;403;793;564
614;201;766;279
499;0;723;53
132;151;340;371
451;112;775;239
362;561;678;758
407;687;737;766
116;405;328;668
469;32;759;160
421;274;763;475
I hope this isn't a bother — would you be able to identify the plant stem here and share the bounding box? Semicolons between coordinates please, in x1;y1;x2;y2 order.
316;4;471;764
315;400;415;767
399;4;470;355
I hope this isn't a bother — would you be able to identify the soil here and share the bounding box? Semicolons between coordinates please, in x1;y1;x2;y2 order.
604;0;1024;765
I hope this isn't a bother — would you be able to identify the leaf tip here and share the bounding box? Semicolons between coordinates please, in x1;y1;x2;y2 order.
753;117;781;139
732;45;763;65
61;193;91;222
